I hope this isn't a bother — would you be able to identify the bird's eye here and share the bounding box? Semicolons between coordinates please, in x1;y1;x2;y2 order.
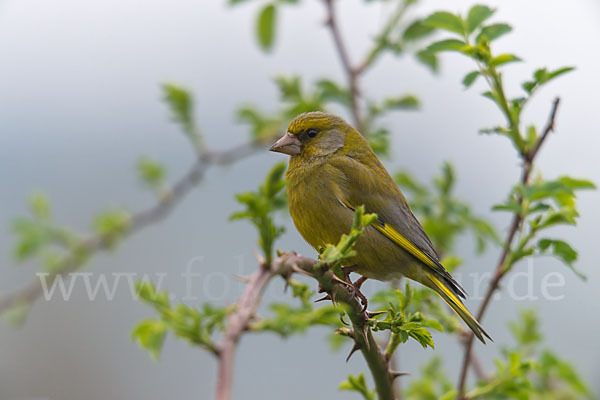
306;128;318;138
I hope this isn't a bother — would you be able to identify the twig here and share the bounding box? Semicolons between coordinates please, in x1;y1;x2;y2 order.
0;141;266;315
456;98;561;398
323;0;363;132
526;98;560;162
354;1;408;76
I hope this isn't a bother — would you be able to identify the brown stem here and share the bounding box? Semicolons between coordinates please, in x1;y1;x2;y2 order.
0;141;266;315
323;0;363;132
456;98;561;398
216;261;276;400
469;349;489;382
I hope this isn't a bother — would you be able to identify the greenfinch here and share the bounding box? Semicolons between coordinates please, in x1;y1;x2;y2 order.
270;111;490;343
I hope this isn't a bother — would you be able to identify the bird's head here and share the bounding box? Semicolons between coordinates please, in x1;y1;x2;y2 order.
269;111;363;159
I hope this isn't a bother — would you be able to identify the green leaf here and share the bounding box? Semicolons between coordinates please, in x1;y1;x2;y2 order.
509;309;542;346
440;256;463;272
135;281;170;308
339;373;376;400
162;83;197;140
131;319;168;360
252;303;342;337
537;239;584;279
406;357;455;400
381;95;420;112
402;323;435;348
394;171;429;197
482;90;500;105
274;75;301;100
522;180;573;202
416;49;439;73
318;206;377;269
403;19;436;41
93;209;131;241
425;39;467;53
466;5;495;34
423;11;465;35
236;106;282;142
492;201;521;213
29;193;51;220
522;66;575;94
316;79;350;106
12;219;46;261
137;157;165;188
476;23;512;42
1;301;30;326
256;4;276;51
539;350;593;396
230;163;287;262
462;70;480;88
548;66;575;80
491;54;522;67
557;176;595;190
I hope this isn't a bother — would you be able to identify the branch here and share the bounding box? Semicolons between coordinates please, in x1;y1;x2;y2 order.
216;255;278;400
526;97;560;163
354;1;408;76
323;0;363;132
215;252;397;400
456;98;561;398
0;141;266;315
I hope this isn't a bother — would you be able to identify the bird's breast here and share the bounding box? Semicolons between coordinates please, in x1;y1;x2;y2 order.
286;162;351;252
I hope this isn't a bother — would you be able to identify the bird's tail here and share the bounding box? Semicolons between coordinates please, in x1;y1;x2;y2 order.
424;271;492;343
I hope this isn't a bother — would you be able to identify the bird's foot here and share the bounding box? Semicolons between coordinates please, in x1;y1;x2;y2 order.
337;266;369;313
350;276;369;313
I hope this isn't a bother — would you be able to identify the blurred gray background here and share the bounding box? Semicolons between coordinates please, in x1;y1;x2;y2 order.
1;0;599;399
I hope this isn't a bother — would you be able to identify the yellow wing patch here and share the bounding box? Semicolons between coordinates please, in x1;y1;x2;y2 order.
425;271;469;315
338;198;437;269
374;222;437;268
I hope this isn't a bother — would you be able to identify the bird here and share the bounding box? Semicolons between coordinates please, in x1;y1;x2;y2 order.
269;111;491;343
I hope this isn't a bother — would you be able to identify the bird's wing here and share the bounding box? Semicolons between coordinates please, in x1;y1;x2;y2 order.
329;154;466;298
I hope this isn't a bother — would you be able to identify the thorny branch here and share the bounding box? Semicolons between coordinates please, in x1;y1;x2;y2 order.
456;98;561;398
215;251;401;400
0;141;268;315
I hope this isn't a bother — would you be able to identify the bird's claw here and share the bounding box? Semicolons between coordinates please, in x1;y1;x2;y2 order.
342;271;369;313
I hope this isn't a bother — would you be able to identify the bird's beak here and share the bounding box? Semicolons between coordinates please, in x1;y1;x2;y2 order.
269;132;302;156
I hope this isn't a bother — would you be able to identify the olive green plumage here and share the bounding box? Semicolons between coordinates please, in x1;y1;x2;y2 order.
270;111;490;343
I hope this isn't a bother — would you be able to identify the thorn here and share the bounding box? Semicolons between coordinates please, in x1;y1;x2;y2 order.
345;343;361;362
335;327;354;338
353;276;368;290
283;280;290;293
366;310;386;318
389;370;410;380
359;295;368;313
340;314;349;326
291;263;311;277
331;289;337;304
331;274;352;288
252;249;265;265
232;274;251;283
314;294;331;303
